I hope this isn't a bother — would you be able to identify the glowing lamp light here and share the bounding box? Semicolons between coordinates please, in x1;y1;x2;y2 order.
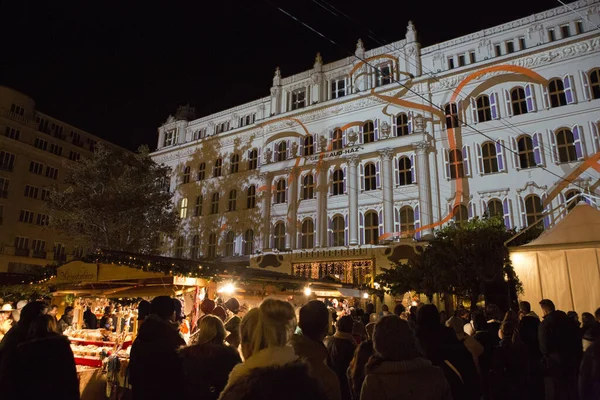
218;283;236;295
373;282;381;290
304;287;312;296
363;292;369;299
411;301;418;307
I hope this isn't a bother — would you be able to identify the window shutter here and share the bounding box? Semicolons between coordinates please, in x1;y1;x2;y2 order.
328;129;333;150
394;157;400;186
534;132;546;166
481;199;487;216
502;198;513;229
410;153;417;183
443;149;450;179
589;121;600;154
344;215;348;246
476;143;483;174
462;145;471;177
564;74;577;104
297;221;302;248
573;125;586;160
359;164;364;191
525;83;537;112
392;115;398;137
496;139;506;172
456;99;464;126
504;89;513;117
546;130;557;164
407;112;414;134
541;84;550;109
510;137;519;169
329;169;334;196
541;193;551;228
374;119;379;141
490;92;500;120
470;97;478;124
468;202;476;219
394;208;400;234
328;217;333;247
285;182;288;203
518;196;527;228
274;143;279;162
287;140;291;159
343;167;347;194
414;205;421;240
257;147;262;167
378;210;384;238
359;212;365;245
299;138;305;157
580;70;591;101
376;161;381;189
342;129;347;147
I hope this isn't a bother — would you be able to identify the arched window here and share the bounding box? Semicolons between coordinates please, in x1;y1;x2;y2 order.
174;236;185;258
332;129;343;150
230;154;240;173
180;198;188;218
555;128;577;163
248;149;258;170
396;113;409;136
207;233;217;258
449;149;464;179
364;211;379;245
277;141;287;162
246;185;256;208
548;78;567;108
302;174;314;199
476;95;492;122
275;179;286;204
565;190;583;211
525;195;544;227
375;62;393;87
444;103;459;129
243;230;254;255
210;193;219;214
301;219;315;249
511;87;527;116
482;142;499;174
590;68;600;100
225;231;235;257
362;121;375;143
194;195;203;217
398;157;412;186
303;135;314;156
332;169;344;195
197;162;206;181
400;207;415;236
453;204;468;227
332;215;345;246
182;166;190;184
517;136;536;169
364;163;377;191
213;158;223;177
190;235;200;259
228;190;237;211
274;222;286;251
487;199;503;218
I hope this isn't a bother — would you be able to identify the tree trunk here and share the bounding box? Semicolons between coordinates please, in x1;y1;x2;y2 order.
470;291;479;312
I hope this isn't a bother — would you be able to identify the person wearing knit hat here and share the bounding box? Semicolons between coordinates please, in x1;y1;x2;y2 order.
212;305;227;322
225;298;240;314
224;298;241;349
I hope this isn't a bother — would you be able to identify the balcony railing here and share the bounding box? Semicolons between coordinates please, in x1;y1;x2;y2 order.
14;248;30;257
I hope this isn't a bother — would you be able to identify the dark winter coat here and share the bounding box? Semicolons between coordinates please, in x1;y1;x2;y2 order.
179;342;241;400
291;334;341;400
489;339;531;400
129;314;186;400
16;334;80;400
538;310;582;376
519;314;541;360
0;325;30;400
579;339;600;399
325;332;357;400
83;309;98;329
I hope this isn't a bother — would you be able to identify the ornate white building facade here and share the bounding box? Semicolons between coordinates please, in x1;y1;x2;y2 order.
150;0;600;282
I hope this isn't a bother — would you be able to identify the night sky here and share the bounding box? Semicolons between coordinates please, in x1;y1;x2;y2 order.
2;0;563;151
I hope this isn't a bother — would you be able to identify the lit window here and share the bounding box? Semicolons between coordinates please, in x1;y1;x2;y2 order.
332;169;344;196
230;154;240;174
398;157;413;186
274;222;286;251
248;149;258;170
225;231;235;256
302;174;314;199
548;78;567;108
364;211;379;245
555;128;577;163
362;121;375;143
244;230;254;255
375;63;392;87
247;185;256;208
481;142;499;174
163;129;178;147
525;195;544;228
517;136;536;169
228;190;237;211
275;180;286;204
396;113;409;136
180;198;188;218
301;219;315;249
364;163;376;191
453;205;468;227
487;199;503;219
332;129;343;150
207;233;217;258
213;159;223;177
400;207;415;236
331;78;346;99
444;103;459;129
210;193;219;214
476;95;492;122
303;135;314;156
449;150;464;179
511;88;527;116
332;215;345;246
197;163;206;181
291;89;306;110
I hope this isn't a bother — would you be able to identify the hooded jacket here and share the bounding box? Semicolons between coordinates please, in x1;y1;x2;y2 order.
291;334;341;400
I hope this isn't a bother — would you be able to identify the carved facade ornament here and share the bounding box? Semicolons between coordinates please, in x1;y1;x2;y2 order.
264;147;273;164
347;130;358;146
378;148;395;161
315;52;323;65
413;114;426;133
477;188;510;200
318;135;328;152
290;142;299;157
412;141;430;154
516;181;548;194
346;154;361;166
406;21;417;43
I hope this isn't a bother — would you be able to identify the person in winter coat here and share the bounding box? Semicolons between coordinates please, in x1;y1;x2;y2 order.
472;312;495;400
446;316;484;373
347;337;374;400
518;303;544;400
219;298;326;400
58;306;74;333
326;315;357;400
360;315;452;400
579;326;600;399
485;304;503;348
83;306;97;329
180;314;241;400
15;315;80;400
292;300;341;400
489;320;531;400
224;297;242;349
129;296;186;400
416;304;480;400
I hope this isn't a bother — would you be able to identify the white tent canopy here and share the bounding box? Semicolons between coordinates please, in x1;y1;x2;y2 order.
510;203;600;316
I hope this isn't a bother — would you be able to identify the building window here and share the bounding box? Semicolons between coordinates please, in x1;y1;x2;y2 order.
275;179;286;204
24;185;39;199
0;152;16;172
332;215;345;246
34;138;48;151
398;157;412;186
49;143;62;156
469;51;476;64
448;57;455;70
197;162;206;181
476;95;492;122
375;63;393;86
364;211;379;245
180;198;188;218
303;135;314;156
400;207;415;236
194;195;203;217
182;166;190;184
453;205;469;227
444;103;459;129
10;104;25;116
29;161;44;175
303;174;315;199
362;121;375;143
565;190;583;211
291;89;306;110
207;233;217;258
561;24;571;38
494;44;502;57
589;68;600;100
487;199;503;218
548;28;556;42
228;190;237;211
14;237;29;251
36;214;49;226
225;231;235;256
164;129;177;147
449;149;464;179
458;54;466;67
32;240;46;254
247;185;256;208
213;158;223;177
332;169;344;196
548;78;567;108
0;177;8;198
19;210;34;223
518;37;526;50
331;78;346;99
210;193;219;214
41;189;50;201
511;87;528;115
576;21;583;35
518;136;536;169
396;113;409;136
244;230;254;255
506;40;515;54
4;127;20;140
332;129;343;150
277;141;287;162
215;121;230;134
68;151;81;161
190;235;200;259
364;163;377;191
230;154;240;174
481;142;499;174
274;222;286;251
248;149;258;170
45;166;58;180
525;195;544;228
301;219;315;249
555;128;577;163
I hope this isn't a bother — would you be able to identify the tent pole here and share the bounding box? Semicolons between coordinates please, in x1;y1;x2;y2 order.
563;250;576;312
535;252;544;300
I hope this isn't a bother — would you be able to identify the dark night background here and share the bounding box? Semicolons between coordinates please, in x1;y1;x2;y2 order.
1;0;564;151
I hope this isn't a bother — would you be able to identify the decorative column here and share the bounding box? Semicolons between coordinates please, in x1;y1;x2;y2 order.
347;155;360;245
412;141;433;237
260;172;273;250
287;168;299;249
315;164;327;247
379;148;395;238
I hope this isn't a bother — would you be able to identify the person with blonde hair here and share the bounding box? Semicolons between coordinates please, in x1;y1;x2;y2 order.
219;298;326;400
180;314;241;400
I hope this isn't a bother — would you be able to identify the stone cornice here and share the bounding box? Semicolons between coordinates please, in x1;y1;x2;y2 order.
477;188;510;199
